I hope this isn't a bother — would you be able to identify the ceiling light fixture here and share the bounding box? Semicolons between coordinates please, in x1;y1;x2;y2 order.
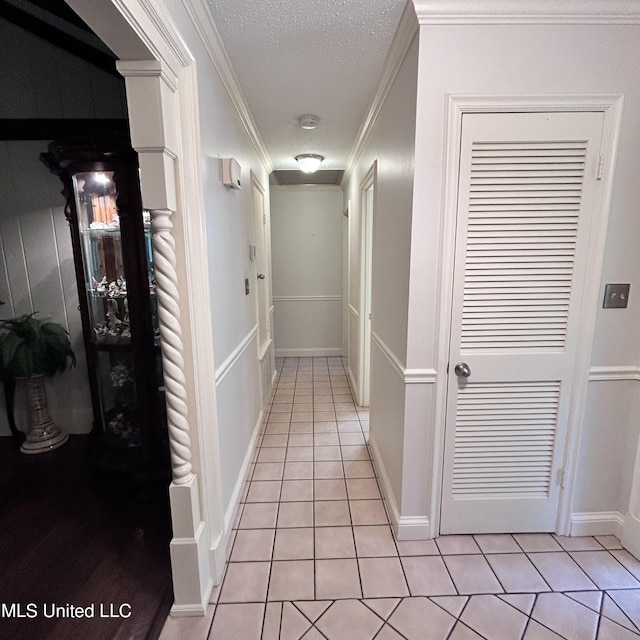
297;114;321;130
295;154;324;174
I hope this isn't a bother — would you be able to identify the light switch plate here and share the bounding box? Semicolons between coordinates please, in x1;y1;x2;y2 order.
603;283;630;308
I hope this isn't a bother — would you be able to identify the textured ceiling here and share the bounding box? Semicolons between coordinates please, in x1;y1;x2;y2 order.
206;0;407;174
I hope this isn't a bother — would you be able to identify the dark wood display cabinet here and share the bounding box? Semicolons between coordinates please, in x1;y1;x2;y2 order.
41;134;169;478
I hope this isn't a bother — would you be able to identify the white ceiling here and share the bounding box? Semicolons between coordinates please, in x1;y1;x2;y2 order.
206;0;408;173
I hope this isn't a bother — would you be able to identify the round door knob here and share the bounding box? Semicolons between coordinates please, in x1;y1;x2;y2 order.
257;273;266;280
454;362;471;378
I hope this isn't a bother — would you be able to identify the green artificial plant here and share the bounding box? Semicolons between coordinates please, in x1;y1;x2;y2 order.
0;313;76;379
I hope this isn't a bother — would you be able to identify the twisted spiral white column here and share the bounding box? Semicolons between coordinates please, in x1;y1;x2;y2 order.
150;209;194;484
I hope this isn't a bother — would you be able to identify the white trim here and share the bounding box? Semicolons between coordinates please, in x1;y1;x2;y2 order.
570;511;625;537
348;367;358;400
273;295;343;303
413;0;640;24
372;331;404;381
348;304;360;319
275;348;343;358
211;408;263;582
369;435;401;535
589;365;640;382
222;410;263;534
448;93;628;113
432;93;625;538
168;520;212;617
372;331;438;385
215;325;259;384
258;337;273;363
622;513;640;559
558;96;625;535
359;162;377;407
343;2;419;182
117;59;178;91
369;435;431;540
180;0;273;172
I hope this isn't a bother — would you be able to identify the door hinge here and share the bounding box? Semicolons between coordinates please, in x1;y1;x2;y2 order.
597;155;605;180
558;468;566;489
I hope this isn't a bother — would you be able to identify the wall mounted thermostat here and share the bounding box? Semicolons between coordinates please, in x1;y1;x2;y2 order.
220;157;242;189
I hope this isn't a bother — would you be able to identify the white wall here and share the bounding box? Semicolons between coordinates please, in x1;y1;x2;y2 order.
271;186;343;357
161;0;274;517
0;142;93;435
407;21;640;535
342;34;419;516
0;18;126;120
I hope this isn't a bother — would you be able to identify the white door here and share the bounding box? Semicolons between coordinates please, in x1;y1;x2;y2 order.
252;178;269;355
441;110;605;534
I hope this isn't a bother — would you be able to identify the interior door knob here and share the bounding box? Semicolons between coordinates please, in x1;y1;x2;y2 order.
454;362;471;378
257;273;265;280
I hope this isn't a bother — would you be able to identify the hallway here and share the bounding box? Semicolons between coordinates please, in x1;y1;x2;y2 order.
161;357;640;640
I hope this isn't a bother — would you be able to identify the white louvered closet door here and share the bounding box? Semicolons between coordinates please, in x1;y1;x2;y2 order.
440;111;605;534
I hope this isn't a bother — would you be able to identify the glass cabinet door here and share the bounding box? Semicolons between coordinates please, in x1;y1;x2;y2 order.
72;170;141;448
72;171;130;345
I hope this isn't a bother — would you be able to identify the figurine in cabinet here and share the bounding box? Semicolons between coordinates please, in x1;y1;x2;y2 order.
41;133;168;476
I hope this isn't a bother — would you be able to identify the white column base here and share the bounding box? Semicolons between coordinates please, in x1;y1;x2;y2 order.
369;436;431;541
168;478;213;615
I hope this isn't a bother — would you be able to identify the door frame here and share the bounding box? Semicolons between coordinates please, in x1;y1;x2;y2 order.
358;161;377;407
431;94;624;536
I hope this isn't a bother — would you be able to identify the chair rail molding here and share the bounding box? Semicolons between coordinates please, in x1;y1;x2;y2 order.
372;331;437;385
589;365;640;382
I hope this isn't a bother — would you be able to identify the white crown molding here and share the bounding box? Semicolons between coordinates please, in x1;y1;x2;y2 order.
589;365;640;381
413;0;640;24
343;0;419;183
181;0;274;173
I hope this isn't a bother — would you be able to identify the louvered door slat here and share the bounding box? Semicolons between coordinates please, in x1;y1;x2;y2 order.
466;138;585;366
462;138;582;352
451;381;561;498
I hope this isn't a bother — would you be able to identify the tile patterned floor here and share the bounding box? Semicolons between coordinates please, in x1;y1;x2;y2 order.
166;357;640;640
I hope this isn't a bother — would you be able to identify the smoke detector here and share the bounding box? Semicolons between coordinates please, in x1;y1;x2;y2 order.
297;114;321;130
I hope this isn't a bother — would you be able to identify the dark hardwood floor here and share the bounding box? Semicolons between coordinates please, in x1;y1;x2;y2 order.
0;435;173;640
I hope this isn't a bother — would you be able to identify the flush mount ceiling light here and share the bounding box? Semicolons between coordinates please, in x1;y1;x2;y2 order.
297;114;321;130
295;154;324;173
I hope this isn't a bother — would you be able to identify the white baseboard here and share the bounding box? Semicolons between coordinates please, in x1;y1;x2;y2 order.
210;409;263;582
569;511;625;537
369;436;431;540
224;409;264;533
275;348;343;357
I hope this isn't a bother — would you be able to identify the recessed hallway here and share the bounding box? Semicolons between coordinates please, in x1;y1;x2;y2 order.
159;356;640;640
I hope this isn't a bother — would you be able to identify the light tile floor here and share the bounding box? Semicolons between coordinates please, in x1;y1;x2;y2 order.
167;357;640;640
